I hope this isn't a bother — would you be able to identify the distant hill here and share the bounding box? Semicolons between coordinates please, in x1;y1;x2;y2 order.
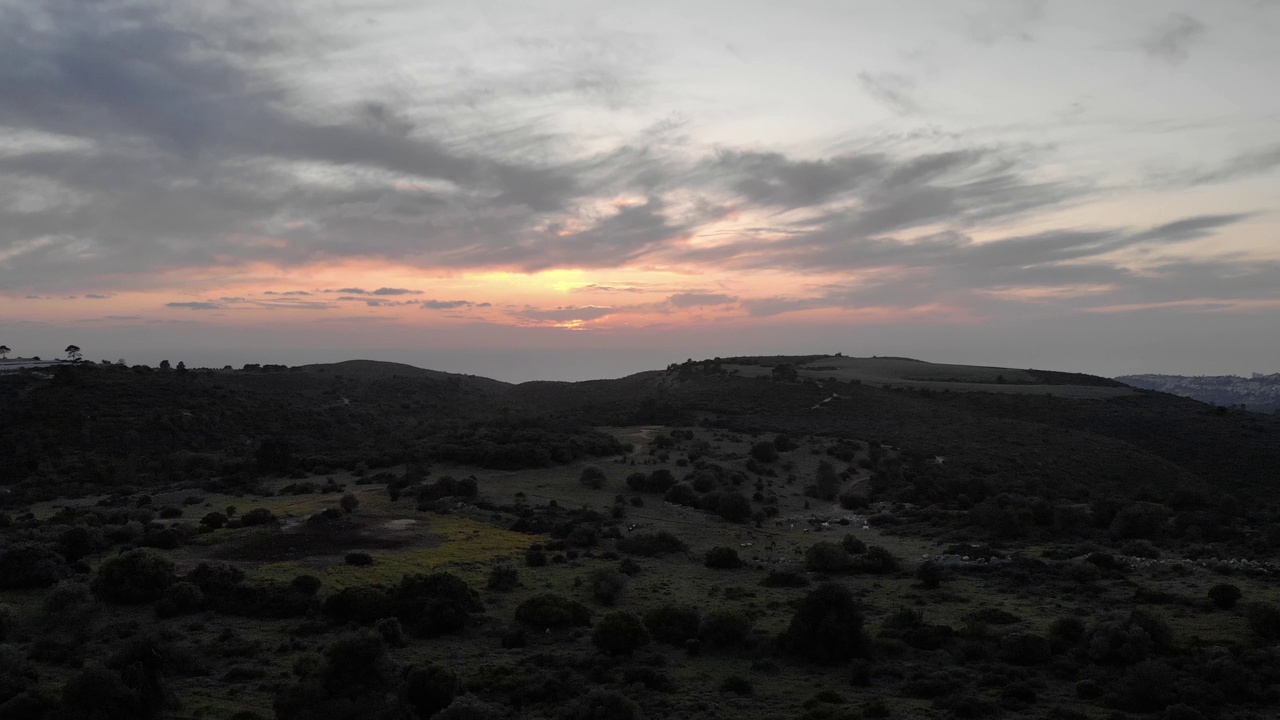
712;354;1132;398
1118;373;1280;413
297;359;511;392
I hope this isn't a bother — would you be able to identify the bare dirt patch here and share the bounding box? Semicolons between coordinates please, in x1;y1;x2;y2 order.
215;516;434;562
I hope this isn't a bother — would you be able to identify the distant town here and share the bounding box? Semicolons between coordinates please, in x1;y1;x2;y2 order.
1118;373;1280;413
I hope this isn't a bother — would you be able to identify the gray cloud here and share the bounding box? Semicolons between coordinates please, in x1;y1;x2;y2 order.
1141;14;1206;64
421;299;491;309
856;72;920;115
166;301;221;310
85;294;110;299
516;305;618;322
668;292;736;308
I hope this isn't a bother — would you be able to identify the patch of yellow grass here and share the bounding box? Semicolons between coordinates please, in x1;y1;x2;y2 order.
249;516;533;590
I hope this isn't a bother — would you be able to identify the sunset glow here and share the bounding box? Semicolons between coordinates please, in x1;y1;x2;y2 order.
2;1;1278;379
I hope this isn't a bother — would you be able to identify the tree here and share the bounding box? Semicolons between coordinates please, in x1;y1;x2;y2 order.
159;360;170;370
340;493;360;514
65;345;82;361
814;460;840;500
772;363;798;381
0;345;9;359
578;465;607;489
781;583;867;664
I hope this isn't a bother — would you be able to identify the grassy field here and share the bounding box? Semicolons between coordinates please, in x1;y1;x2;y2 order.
10;422;1279;719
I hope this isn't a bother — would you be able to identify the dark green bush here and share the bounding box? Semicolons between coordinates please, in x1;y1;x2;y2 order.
514;594;592;629
345;552;374;567
487;564;520;592
588;568;627;606
92;549;177;604
0;542;66;590
715;492;753;523
750;441;778;463
721;675;754;696
761;568;810;588
617;531;687;557
643;605;701;645
579;466;607;489
239;508;277;526
782;583;867;664
700;609;752;649
592;611;651;655
999;632;1052;665
916;560;943;588
405;663;459;719
705;546;743;569
1208;583;1242;610
1246;602;1280;643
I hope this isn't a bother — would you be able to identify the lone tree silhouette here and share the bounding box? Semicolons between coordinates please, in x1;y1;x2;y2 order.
65;345;82;361
0;345;10;359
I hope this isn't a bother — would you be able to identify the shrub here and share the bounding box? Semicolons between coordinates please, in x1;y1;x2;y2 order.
839;492;868;510
592;611;651;655
59;525;107;563
274;632;406;720
375;617;405;647
579;466;607;489
291;575;323;595
1000;632;1052;665
617;531;687;557
715;492;753;523
514;594;592;629
760;568;810;587
405;664;459;719
587;568;627;606
0;542;66;590
1110;501;1171;540
487;564;520;592
721;675;754;696
562;690;642;720
393;573;483;638
781;583;867;664
853;546;898;574
200;511;227;529
1114;659;1177;713
323;586;394;625
62;663;158;720
1121;539;1161;558
340;493;360;514
1208;583;1242;610
345;552;374;567
1246;602;1280;643
0;644;38;706
664;483;701;508
186;562;245;596
1048;616;1086;650
840;535;867;555
157;581;205;617
525;549;548;567
644;605;701;645
239;508;277;526
705;546;743;569
92;549;177;604
750;441;778;463
916;560;943;589
806;542;853;573
700;609;752;649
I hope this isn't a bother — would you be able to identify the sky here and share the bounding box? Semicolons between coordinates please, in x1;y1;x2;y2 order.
1;0;1278;382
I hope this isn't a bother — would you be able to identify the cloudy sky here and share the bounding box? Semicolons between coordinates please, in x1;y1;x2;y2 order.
1;0;1277;380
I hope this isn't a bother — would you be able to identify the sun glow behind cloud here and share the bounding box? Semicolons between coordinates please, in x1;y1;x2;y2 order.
1;0;1278;376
